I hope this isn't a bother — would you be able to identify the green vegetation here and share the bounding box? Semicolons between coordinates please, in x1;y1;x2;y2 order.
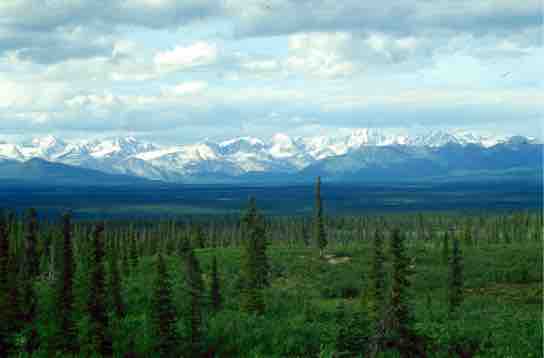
0;186;542;357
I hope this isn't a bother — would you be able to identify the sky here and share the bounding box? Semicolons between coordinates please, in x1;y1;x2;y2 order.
0;0;542;144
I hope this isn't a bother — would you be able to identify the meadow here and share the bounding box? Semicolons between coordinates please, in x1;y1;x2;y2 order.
1;196;542;357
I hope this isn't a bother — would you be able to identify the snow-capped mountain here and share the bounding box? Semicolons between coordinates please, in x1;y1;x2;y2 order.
0;129;539;183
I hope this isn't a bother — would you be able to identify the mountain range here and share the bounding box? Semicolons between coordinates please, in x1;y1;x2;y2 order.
0;129;541;184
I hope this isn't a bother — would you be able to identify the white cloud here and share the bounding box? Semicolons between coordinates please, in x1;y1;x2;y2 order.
284;32;357;78
167;81;208;96
154;42;218;72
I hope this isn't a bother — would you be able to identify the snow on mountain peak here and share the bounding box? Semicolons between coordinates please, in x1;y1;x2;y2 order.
0;129;536;182
269;133;300;158
0;143;24;161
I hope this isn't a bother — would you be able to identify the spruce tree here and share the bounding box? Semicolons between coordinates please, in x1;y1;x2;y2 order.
0;211;13;356
57;213;78;354
24;208;40;279
191;225;206;249
210;256;222;312
448;236;464;316
442;231;450;264
186;247;204;356
129;234;139;270
151;254;179;357
314;176;327;257
21;209;40;353
369;228;386;356
108;244;124;319
389;228;414;354
240;197;266;314
88;223;112;355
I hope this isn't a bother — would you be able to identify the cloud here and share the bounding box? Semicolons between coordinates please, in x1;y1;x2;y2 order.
154;42;219;72
227;0;540;40
0;0;540;143
166;81;209;96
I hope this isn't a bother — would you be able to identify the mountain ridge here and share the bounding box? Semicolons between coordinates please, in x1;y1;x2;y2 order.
1;129;541;183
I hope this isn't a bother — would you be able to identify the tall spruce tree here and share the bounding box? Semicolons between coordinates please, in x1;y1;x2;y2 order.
186;247;204;356
314;176;327;257
129;234;139;270
210;255;222;312
442;231;450;264
448;236;464;316
151;254;179;357
57;213;78;353
389;228;414;354
24;208;39;279
108;243;125;319
88;223;112;355
0;211;14;356
240;197;267;314
369;228;386;357
21;209;40;353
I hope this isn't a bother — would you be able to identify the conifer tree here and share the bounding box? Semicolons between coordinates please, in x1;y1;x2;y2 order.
389;228;414;353
448;236;464;316
369;228;386;357
186;247;204;356
88;223;112;355
210;255;222;312
0;211;13;356
21;209;40;353
240;197;266;314
129;234;139;270
191;225;206;249
151;254;179;357
442;231;450;264
108;244;124;318
57;213;78;353
24;208;40;279
314;176;327;257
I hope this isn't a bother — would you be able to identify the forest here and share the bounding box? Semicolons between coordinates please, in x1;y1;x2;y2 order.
0;178;542;357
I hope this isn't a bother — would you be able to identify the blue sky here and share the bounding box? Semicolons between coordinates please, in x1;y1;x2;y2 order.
0;0;542;144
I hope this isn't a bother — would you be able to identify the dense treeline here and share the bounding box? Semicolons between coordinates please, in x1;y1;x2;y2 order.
0;183;542;356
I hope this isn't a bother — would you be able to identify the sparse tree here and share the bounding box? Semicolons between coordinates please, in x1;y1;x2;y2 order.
151;254;179;357
210;256;222;312
389;228;414;356
314;176;327;257
448;236;463;316
240;197;267;314
186;247;204;356
88;223;112;355
57;213;78;354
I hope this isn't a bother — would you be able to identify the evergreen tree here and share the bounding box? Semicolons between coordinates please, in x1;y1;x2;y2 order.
0;211;14;356
368;228;386;356
88;223;112;355
240;197;267;314
129;234;139;270
314;176;327;257
191;225;206;249
389;228;414;355
21;209;40;353
448;236;464;316
57;213;78;354
108;244;125;319
24;208;40;279
151;254;179;357
442;231;450;264
210;255;222;312
186;247;204;356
